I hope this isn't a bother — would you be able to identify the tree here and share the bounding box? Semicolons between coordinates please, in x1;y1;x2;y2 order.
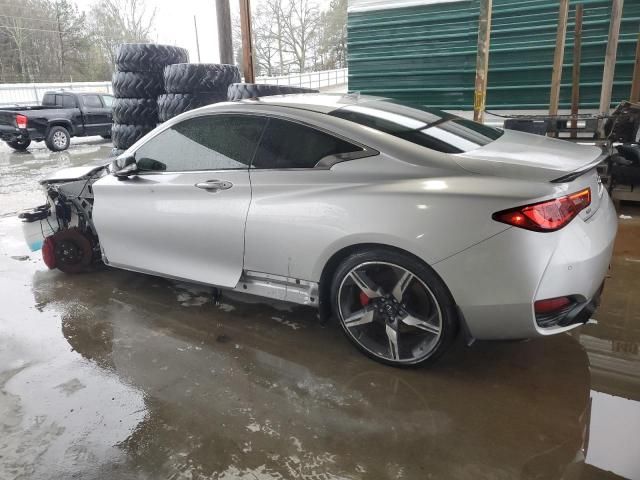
279;0;319;72
317;0;347;70
89;0;156;65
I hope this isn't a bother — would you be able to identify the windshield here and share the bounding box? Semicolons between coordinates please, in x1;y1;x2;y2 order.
330;99;503;154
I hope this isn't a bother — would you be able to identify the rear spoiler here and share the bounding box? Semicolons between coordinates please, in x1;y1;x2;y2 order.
550;151;608;183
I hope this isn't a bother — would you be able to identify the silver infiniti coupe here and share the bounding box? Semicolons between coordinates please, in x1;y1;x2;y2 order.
23;94;618;366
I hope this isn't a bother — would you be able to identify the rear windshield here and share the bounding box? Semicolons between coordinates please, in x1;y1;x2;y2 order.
330;100;503;154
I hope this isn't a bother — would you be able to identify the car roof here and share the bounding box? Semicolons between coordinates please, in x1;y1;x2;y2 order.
232;93;390;114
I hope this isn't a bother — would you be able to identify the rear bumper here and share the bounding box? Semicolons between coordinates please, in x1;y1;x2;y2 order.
433;191;617;340
0;125;33;142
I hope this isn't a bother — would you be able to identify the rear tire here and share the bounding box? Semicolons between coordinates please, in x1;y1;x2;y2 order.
330;248;458;367
45;126;70;152
6;138;31;151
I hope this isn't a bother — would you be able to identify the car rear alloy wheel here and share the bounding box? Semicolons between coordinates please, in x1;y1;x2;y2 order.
332;250;457;366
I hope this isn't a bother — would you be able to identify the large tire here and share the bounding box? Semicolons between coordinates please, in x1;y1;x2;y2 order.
6;138;31;151
227;83;318;101
164;63;241;94
157;92;227;122
112;71;164;98
45;125;70;151
112;98;159;124
111;123;155;150
330;248;459;367
115;43;189;72
109;147;125;158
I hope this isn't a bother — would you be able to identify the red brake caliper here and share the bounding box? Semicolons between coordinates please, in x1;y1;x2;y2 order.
359;292;370;306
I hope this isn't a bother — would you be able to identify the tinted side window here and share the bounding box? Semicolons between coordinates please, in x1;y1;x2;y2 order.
83;95;102;108
253;118;362;169
42;94;55;106
134;115;267;172
62;95;77;108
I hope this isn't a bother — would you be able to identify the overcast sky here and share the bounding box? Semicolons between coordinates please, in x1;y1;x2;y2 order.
76;0;333;65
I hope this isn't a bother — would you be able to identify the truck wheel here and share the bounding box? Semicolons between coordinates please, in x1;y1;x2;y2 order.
6;138;31;151
227;83;319;101
115;43;189;72
112;71;164;98
157;92;227;122
164;63;240;94
45;126;70;151
111;123;154;150
112;98;158;124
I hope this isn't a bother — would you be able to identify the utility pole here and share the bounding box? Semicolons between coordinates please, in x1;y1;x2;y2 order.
216;0;233;64
599;0;624;114
630;32;640;103
55;1;65;80
473;0;492;123
239;0;255;82
193;16;201;62
570;4;584;139
549;0;569;116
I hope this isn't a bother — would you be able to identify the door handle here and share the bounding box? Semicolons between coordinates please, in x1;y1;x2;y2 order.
194;180;233;191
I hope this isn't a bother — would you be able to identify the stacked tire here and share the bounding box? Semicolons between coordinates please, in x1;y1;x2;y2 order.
227;83;319;101
111;43;189;150
158;63;241;121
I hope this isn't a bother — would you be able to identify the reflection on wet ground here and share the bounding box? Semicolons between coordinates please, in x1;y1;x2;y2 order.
1;144;639;479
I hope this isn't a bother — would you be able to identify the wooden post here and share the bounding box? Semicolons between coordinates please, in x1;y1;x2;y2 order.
239;0;255;82
599;0;624;114
216;0;234;65
570;4;583;139
549;0;570;116
473;0;492;123
631;32;640;103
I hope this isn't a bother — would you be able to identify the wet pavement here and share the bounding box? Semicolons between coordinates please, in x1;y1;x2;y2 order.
1;141;639;479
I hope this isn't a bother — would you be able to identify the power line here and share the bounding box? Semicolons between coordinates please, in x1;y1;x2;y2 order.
0;25;64;34
0;14;58;24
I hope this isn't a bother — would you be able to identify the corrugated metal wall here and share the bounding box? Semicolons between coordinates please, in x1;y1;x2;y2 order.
347;0;640;110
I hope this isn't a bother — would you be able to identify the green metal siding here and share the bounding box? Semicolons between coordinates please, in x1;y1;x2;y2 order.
347;0;640;109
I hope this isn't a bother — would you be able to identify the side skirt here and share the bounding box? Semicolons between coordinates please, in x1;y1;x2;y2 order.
232;271;320;307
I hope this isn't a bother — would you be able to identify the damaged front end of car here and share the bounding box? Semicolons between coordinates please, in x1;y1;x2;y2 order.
18;164;107;273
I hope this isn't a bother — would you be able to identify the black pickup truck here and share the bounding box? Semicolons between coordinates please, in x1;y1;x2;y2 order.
0;91;113;152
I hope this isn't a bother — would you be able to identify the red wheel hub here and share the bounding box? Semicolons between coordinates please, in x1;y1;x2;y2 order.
42;236;56;269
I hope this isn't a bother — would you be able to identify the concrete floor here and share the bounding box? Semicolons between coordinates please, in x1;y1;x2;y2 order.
1;139;639;480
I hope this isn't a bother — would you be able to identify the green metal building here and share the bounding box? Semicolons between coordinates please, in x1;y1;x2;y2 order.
347;0;639;110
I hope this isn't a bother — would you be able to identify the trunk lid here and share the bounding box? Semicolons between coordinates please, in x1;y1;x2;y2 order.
453;129;603;182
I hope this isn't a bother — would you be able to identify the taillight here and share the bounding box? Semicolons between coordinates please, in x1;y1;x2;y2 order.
16;114;28;129
492;187;591;232
534;296;572;314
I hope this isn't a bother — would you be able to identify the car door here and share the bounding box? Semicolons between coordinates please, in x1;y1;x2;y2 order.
81;94;111;136
244;116;368;281
92;114;267;287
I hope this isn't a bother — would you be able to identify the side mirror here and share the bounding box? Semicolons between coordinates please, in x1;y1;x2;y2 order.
137;157;167;172
113;161;139;178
